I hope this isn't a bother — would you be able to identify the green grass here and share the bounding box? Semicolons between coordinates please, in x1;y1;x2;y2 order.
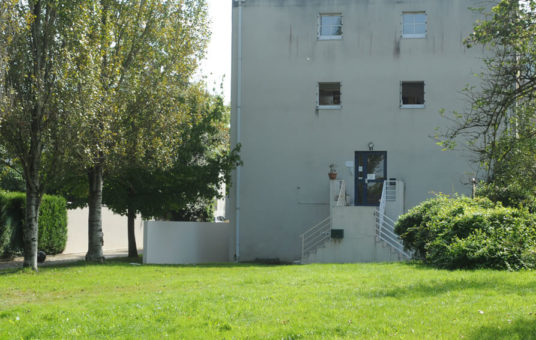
1;260;536;339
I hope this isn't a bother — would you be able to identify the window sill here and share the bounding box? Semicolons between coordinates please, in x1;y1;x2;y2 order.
318;36;343;40
317;105;342;110
400;104;425;109
402;34;426;39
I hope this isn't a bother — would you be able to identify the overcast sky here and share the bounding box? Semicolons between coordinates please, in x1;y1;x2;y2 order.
196;0;232;103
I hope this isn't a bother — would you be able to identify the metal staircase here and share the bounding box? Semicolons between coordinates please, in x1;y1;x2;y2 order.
299;180;347;260
375;180;412;259
300;216;331;259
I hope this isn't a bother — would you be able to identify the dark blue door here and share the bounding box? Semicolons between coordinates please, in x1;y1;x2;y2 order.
355;151;387;206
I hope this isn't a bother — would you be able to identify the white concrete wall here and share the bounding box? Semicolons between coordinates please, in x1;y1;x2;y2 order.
143;221;232;264
304;206;402;263
64;207;143;254
231;0;489;262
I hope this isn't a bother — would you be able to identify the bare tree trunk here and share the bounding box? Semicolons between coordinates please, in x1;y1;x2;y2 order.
86;164;105;262
23;185;41;270
127;206;138;258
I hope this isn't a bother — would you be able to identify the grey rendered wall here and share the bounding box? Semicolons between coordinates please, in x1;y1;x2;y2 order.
64;207;143;254
231;0;487;262
143;221;232;264
304;206;402;263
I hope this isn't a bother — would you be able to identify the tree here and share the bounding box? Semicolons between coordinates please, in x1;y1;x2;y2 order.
103;87;240;257
0;1;90;270
59;0;211;262
441;0;536;196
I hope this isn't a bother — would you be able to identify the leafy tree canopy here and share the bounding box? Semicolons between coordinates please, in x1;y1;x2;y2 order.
441;0;536;205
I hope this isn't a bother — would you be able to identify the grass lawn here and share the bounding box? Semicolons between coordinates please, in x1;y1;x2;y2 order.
1;260;535;339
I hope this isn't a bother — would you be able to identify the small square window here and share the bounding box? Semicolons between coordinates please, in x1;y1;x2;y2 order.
319;14;342;40
401;81;425;108
402;12;427;38
318;82;341;109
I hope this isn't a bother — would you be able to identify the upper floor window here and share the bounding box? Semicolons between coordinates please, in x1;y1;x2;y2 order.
319;14;342;40
318;82;341;109
401;81;425;108
402;12;427;38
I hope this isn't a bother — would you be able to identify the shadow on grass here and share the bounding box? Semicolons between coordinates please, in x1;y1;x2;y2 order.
357;262;536;299
0;256;282;274
365;276;536;299
0;256;143;274
469;318;536;340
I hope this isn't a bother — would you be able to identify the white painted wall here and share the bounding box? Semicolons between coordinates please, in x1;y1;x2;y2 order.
64;207;143;254
143;221;232;264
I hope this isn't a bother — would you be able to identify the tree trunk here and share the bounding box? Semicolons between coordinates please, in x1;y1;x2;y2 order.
23;185;41;270
127;206;138;258
86;164;105;262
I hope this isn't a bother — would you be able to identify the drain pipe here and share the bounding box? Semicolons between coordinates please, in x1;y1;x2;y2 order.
234;0;245;262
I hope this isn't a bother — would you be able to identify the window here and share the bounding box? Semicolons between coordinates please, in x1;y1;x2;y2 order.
401;81;425;108
318;82;341;109
319;14;342;40
402;12;427;38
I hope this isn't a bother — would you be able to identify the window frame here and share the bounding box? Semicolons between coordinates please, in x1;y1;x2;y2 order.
318;13;343;40
401;12;427;39
317;82;342;110
400;81;425;109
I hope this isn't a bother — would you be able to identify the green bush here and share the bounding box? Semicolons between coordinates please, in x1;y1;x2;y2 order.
0;192;24;257
38;194;68;254
476;181;536;212
395;194;536;270
0;191;67;257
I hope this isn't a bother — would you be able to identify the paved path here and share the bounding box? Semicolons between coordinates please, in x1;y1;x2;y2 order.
0;249;140;270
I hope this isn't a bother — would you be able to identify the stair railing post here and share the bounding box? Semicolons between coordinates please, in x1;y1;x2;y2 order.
301;234;304;260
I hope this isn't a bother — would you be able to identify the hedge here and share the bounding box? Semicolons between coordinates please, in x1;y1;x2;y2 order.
0;191;67;258
394;195;536;270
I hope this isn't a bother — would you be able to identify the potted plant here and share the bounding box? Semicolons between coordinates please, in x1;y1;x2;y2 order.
328;163;337;180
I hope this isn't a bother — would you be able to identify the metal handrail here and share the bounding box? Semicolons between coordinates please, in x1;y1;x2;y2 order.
300;216;331;260
336;180;346;206
376;181;412;259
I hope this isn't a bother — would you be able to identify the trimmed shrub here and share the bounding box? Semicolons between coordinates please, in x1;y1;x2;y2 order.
0;192;25;257
395;194;536;270
0;191;67;257
38;194;68;254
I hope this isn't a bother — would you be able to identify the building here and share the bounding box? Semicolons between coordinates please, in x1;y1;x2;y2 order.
230;0;487;263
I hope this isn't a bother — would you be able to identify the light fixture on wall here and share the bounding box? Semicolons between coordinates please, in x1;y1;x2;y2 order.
368;142;374;151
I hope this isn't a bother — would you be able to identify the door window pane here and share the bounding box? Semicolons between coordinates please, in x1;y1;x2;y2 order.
367;154;385;180
366;182;383;204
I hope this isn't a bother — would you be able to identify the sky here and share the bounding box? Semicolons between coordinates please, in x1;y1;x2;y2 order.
196;0;232;103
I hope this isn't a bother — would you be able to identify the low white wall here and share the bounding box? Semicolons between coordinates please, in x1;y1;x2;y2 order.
64;207;143;254
143;221;232;264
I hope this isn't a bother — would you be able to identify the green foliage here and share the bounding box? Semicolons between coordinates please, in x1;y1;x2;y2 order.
104;87;240;222
0;163;25;192
161;199;215;222
37;194;68;254
0;192;24;257
476;181;536;212
395;195;536;270
440;0;536;195
0;192;67;257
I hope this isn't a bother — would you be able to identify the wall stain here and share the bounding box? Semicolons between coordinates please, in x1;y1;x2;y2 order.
289;24;293;57
393;33;400;58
